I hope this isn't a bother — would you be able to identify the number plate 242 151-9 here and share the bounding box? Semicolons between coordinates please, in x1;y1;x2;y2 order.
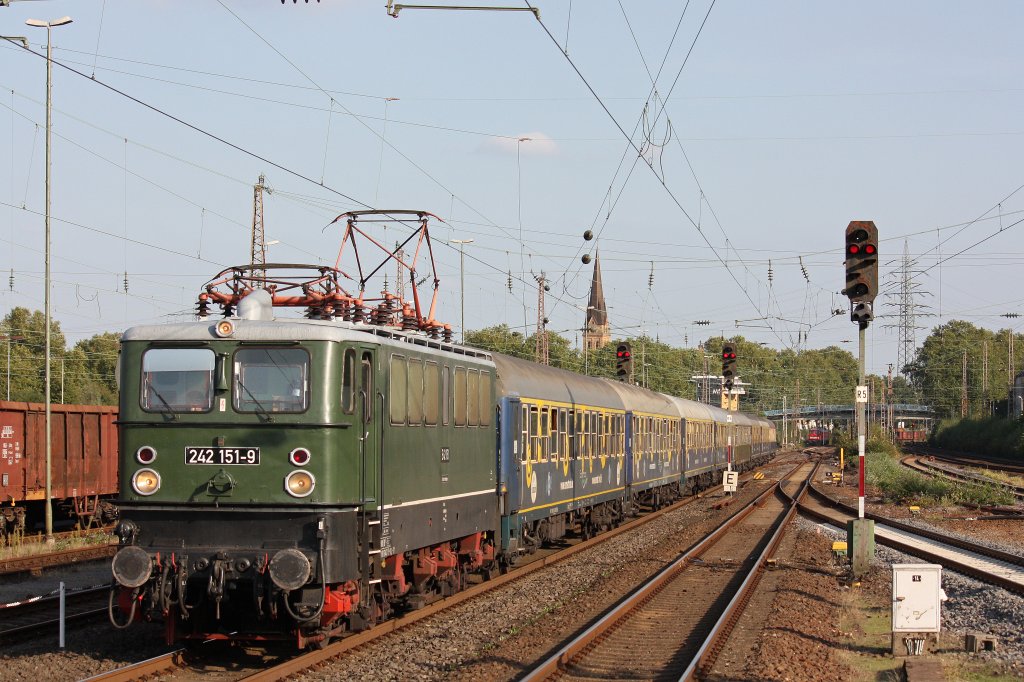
185;446;260;465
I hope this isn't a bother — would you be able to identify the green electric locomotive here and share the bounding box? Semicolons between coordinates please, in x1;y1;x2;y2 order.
111;288;500;646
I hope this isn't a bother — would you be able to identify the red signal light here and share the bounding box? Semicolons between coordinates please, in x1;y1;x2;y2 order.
864;244;876;255
848;244;860;255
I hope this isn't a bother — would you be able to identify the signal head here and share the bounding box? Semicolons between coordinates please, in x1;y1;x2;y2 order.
844;220;879;307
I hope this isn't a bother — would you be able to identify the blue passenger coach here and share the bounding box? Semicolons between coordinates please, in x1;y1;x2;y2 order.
493;353;776;562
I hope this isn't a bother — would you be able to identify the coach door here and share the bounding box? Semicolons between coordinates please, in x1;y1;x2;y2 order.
518;403;536;511
356;348;381;512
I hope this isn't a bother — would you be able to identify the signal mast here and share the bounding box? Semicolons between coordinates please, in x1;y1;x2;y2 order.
843;220;879;577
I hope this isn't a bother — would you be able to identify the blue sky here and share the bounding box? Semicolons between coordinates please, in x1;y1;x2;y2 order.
1;1;1022;378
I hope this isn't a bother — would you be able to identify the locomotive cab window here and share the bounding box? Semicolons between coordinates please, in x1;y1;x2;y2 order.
342;349;356;414
141;347;215;413
233;348;309;413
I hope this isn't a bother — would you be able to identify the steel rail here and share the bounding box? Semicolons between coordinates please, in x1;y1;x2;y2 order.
902;443;1024;475
0;543;117;576
80;650;190;682
520;461;810;682
901;455;1024;502
682;463;816;680
800;485;1024;595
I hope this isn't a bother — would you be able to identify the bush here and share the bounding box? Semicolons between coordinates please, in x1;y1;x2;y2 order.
931;417;1024;458
832;425;898;460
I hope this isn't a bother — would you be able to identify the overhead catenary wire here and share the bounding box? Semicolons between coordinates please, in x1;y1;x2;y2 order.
522;0;791;348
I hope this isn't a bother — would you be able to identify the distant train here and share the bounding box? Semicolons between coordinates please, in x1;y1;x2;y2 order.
0;400;119;535
108;288;778;647
805;427;831;446
895;427;928;444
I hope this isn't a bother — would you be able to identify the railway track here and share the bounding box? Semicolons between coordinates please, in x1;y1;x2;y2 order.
85;457;798;682
903;443;1024;476
0;586;110;643
520;461;815;682
800;481;1024;594
901;454;1024;504
0;541;117;576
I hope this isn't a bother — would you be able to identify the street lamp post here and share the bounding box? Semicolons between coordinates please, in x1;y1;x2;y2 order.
26;15;73;544
449;239;473;342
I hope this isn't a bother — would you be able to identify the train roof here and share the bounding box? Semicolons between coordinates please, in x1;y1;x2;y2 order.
492;353;626;408
122;318;495;362
492;353;774;428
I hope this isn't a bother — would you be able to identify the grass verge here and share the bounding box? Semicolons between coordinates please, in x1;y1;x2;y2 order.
848;450;1015;507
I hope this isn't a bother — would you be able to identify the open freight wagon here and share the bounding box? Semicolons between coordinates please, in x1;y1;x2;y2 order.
0;400;118;535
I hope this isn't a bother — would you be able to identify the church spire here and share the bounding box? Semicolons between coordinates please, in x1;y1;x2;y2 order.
584;250;610;351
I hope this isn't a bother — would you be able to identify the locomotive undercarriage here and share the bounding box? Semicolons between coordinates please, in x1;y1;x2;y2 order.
108;504;502;647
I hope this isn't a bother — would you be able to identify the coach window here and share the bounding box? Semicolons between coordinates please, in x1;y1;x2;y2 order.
141;347;215;413
442;366;451;425
389;355;407;425
559;408;568;462
581;411;589;458
549;409;559;461
598;413;606;458
341;349;356;414
540;409;550;461
424;361;439;426
573;411;582;460
234;348;309;413
468;369;480;426
454;367;467;426
521;405;529;462
530;406;540;463
590;411;597;460
408;358;424;426
479;371;492;426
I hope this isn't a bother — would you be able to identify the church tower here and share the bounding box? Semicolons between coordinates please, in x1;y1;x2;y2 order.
584;251;610;351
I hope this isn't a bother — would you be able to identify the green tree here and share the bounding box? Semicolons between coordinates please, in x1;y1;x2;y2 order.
904;320;1017;419
0;308;119;405
0;307;67;403
65;332;120;405
465;324;531;360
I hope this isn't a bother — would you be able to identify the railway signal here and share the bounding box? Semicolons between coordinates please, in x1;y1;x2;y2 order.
615;342;633;382
843;221;879;326
843;219;878;577
721;343;737;391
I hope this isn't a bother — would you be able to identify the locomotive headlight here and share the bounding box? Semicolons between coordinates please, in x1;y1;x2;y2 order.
284;470;315;497
136;445;157;464
289;447;311;466
213;319;235;338
132;468;161;496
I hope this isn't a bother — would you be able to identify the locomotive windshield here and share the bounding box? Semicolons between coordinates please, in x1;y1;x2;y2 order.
233;348;309;413
141;348;215;412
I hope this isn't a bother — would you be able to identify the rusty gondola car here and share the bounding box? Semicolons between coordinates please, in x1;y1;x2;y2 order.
0;400;119;535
